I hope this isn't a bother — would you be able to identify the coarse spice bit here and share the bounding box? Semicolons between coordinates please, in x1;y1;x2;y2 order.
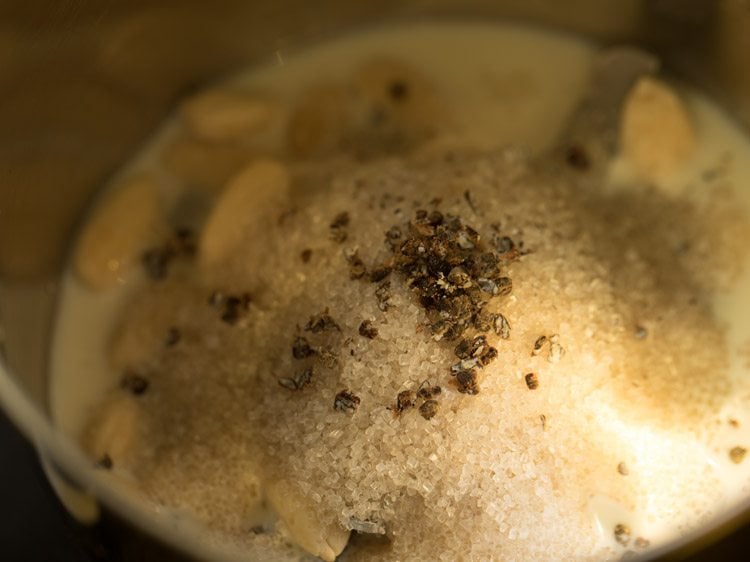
417;381;442;399
614;523;631;546
478;346;498;366
141;247;172;280
532;335;548;356
494;313;511;339
120;372;149;396
278;366;313;391
305;310;340;333
358;319;378;339
730;446;747;464
316;346;339;368
348;517;387;535
454;335;487;360
278;377;298;391
492;234;515;254
221;293;252;324
545;333;563;357
375;280;392;311
396;390;416;413
456;369;479;394
330;211;351;229
330;211;351;243
141;228;197;281
463;189;478;214
369;265;392;283
380;209;523;399
565;144;591;170
334;389;361;413
472;309;494;332
525;373;539;390
165;327;181;347
96;454;113;470
389;80;409;101
419;399;439;420
209;291;252;325
346;251;367;280
292;336;315;359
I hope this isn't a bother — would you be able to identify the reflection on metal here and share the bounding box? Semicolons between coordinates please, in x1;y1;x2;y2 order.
0;313;5;361
40;451;100;525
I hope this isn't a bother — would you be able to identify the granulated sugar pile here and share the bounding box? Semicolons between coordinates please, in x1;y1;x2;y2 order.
86;146;747;561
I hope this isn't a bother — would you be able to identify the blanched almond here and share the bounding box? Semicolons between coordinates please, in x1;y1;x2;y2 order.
265;478;350;562
74;176;163;290
180;89;276;142
83;394;140;467
620;76;695;183
199;158;290;270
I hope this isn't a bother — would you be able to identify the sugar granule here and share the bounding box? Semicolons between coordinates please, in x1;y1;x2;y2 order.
90;149;742;562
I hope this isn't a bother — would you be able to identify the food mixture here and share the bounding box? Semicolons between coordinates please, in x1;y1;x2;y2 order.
51;22;750;562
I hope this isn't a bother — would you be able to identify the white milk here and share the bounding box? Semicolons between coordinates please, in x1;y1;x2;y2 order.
52;21;596;436
50;21;750;559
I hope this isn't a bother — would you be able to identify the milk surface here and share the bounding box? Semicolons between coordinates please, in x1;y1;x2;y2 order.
50;21;750;559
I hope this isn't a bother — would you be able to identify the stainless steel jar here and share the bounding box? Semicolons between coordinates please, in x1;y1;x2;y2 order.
1;1;749;559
